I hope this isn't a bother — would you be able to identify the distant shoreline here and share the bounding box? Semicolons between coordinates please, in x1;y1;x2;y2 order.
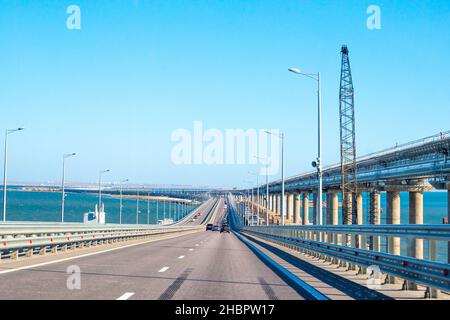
17;187;201;205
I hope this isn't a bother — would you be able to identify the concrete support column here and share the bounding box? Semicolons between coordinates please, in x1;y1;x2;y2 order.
407;191;424;290
293;193;301;224
386;190;401;284
287;193;294;223
409;191;424;258
356;192;363;248
276;193;281;215
448;186;450;264
312;193;318;225
326;193;332;225
283;194;287;222
269;194;273;212
369;191;381;251
302;193;309;225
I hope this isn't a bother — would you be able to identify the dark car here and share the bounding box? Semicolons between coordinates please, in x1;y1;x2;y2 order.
220;225;230;233
212;225;220;232
206;224;213;231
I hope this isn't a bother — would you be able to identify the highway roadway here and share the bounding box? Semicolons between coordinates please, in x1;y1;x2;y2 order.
0;197;304;300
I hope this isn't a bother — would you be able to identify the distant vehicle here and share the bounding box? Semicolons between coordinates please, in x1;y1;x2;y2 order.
206;224;213;231
220;225;230;233
212;225;220;232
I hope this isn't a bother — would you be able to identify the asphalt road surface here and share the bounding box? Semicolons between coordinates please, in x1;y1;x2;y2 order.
0;198;304;300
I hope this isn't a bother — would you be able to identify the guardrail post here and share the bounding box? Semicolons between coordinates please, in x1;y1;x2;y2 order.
10;249;18;260
25;248;33;257
425;240;441;298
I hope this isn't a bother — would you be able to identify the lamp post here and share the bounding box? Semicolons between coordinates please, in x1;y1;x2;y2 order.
3;127;24;222
61;152;76;223
265;130;285;225
136;187;141;224
119;179;128;224
248;171;259;226
147;191;150;225
98;169;110;213
255;156;270;226
288;67;323;226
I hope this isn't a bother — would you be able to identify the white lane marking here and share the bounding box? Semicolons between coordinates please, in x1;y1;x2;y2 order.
158;267;169;273
189;248;194;251
178;255;185;259
117;292;135;300
195;244;199;246
0;232;198;276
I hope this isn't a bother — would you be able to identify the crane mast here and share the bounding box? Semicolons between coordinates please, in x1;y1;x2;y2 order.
339;45;358;225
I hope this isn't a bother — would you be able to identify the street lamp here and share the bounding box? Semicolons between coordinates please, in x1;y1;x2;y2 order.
248;171;259;226
289;67;323;226
2;127;24;222
98;169;110;212
119;178;128;224
147;191;151;225
255;156;270;226
61;153;76;223
265;130;285;225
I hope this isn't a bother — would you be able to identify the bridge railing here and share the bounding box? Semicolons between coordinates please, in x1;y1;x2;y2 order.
0;197;222;262
238;222;450;294
0;224;204;261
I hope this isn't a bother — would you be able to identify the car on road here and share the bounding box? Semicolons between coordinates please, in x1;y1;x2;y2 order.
220;225;230;233
212;225;220;232
206;224;213;231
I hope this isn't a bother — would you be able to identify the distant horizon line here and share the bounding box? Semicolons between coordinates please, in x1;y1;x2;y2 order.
4;181;236;190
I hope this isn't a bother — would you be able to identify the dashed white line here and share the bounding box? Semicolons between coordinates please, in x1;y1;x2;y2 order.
117;292;135;300
158;267;170;273
195;244;199;246
178;255;185;259
189;248;194;251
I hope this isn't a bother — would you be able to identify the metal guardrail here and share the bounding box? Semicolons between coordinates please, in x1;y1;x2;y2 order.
0;199;219;262
239;225;450;293
0;225;204;261
251;224;450;241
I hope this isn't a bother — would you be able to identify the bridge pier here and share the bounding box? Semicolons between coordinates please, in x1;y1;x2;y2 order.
355;192;363;249
269;194;273;213
293;192;301;224
406;190;424;290
287;193;294;223
370;191;381;251
302;192;309;225
276;193;281;222
386;190;402;284
313;193;318;225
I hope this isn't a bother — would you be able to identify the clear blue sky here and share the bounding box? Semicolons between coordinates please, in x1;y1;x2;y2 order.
0;0;449;187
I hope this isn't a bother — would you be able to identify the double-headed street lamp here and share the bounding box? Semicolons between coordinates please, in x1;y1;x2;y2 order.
119;178;129;224
288;67;323;226
98;169;110;212
265;130;285;225
3;127;24;222
61;153;76;223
